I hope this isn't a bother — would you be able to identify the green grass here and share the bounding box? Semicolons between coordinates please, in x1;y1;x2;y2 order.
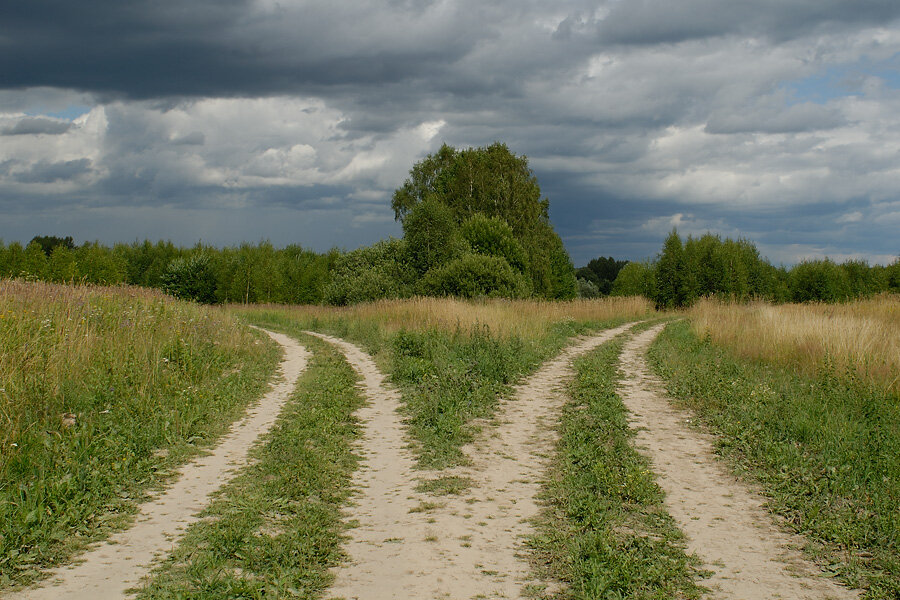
648;320;900;599
529;333;705;600
416;476;473;496
0;281;279;590
137;333;362;599
239;306;634;469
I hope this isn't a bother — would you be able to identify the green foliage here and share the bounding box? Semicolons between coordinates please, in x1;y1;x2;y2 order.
612;261;657;298
162;254;219;304
420;254;531;299
459;214;527;273
576;277;600;298
30;235;75;257
655;229;692;308
576;256;628;296
391;142;576;300
530;334;704;599
789;259;851;303
649;322;900;598
324;238;414;305
403;196;461;274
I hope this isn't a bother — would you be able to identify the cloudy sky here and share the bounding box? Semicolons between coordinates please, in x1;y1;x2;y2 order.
2;0;899;266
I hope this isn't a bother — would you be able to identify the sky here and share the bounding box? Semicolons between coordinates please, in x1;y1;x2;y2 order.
1;1;899;267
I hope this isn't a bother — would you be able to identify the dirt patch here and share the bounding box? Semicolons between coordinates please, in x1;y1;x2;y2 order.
618;324;860;600
9;328;308;600
316;324;633;600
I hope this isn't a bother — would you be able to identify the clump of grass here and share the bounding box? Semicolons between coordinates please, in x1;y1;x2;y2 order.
689;295;900;393
239;299;654;469
0;280;279;589
649;320;900;599
137;333;362;599
529;335;705;599
416;476;473;496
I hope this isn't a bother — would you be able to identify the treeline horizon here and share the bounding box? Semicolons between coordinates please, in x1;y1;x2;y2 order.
2;231;897;307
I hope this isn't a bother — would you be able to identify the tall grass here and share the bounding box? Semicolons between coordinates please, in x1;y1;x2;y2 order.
238;296;653;468
650;321;899;598
0;280;278;588
688;295;900;393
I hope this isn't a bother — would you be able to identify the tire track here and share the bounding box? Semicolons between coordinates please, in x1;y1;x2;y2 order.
617;324;859;600
8;328;308;600
315;323;633;600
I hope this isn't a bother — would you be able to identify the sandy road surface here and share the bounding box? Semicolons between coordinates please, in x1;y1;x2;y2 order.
7;328;308;600
316;323;634;600
618;324;859;600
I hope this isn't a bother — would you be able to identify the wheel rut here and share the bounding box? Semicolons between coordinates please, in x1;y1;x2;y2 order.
618;324;860;600
7;328;308;600
316;323;633;600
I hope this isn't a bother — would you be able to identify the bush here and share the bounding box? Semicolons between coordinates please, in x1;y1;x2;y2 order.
420;254;532;299
324;238;414;305
162;254;218;304
459;214;528;273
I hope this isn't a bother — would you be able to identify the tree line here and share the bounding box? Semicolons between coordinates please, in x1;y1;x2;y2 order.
603;230;900;307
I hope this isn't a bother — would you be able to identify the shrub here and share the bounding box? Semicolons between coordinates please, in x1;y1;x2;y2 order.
162;254;218;304
324;238;414;305
420;254;531;299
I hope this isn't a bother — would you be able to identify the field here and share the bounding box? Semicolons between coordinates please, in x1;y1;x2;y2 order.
2;283;897;599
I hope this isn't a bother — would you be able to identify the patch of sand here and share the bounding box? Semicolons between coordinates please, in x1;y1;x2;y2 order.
617;324;860;600
8;328;308;600
315;323;634;600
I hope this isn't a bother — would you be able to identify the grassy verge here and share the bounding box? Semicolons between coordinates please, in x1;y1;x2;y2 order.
0;281;279;590
649;320;899;599
238;298;652;469
137;334;362;599
529;332;704;600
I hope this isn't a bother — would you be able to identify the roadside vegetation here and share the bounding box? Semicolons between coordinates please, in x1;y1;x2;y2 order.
237;296;653;468
0;280;279;590
649;298;900;599
138;334;362;599
530;327;705;599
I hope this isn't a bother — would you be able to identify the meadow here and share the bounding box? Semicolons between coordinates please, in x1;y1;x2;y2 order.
650;295;900;598
3;280;898;599
0;280;278;588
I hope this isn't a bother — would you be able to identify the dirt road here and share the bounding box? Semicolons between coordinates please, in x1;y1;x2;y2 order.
618;324;859;600
316;324;634;600
8;328;308;600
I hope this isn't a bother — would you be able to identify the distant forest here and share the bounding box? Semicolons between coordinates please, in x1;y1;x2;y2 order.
3;144;898;307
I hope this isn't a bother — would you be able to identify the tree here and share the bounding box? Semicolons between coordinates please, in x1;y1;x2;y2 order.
612;261;656;298
402;197;460;274
655;230;691;308
162;254;218;304
30;235;75;257
392;142;575;299
420;254;531;299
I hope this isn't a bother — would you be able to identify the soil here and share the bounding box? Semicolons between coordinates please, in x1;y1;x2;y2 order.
9;328;308;600
617;324;860;600
314;324;634;600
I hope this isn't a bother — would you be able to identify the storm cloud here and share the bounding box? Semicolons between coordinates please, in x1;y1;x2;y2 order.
1;0;899;265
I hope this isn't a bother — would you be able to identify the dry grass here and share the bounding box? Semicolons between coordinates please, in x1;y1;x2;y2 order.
689;295;900;392
242;295;653;340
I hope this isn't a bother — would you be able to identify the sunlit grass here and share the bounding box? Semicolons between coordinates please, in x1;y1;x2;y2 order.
688;295;900;393
0;279;278;589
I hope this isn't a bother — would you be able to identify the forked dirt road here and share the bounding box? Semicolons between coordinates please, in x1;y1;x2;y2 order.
8;328;308;600
314;324;634;600
618;324;859;600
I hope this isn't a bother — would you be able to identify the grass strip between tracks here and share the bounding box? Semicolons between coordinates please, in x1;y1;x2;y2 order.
137;333;362;599
649;320;900;600
529;328;705;600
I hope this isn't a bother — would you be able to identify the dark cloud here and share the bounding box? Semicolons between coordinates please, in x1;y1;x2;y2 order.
14;158;92;183
1;1;899;266
2;116;72;135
